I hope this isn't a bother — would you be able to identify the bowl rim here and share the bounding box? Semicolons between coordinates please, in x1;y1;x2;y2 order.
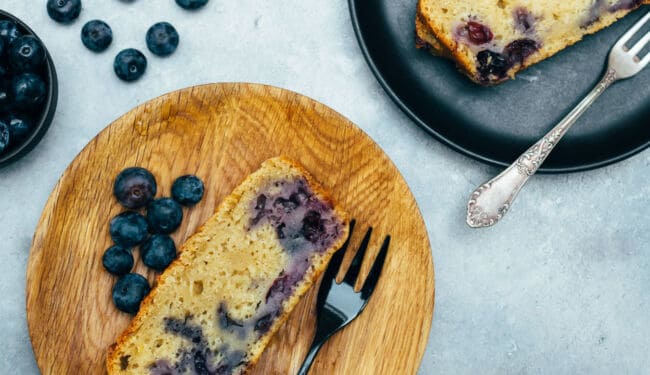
0;10;58;168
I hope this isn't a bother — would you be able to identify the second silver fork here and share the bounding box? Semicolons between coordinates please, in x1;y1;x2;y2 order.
467;11;650;228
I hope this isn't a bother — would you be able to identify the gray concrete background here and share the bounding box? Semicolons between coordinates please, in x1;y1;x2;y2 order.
1;1;648;374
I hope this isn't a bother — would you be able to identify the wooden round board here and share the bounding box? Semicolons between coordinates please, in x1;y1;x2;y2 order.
26;83;435;375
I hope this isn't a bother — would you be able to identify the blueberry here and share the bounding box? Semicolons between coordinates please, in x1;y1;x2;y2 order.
109;211;149;247
102;245;134;275
6;114;32;142
476;50;509;81
175;0;209;10
8;35;46;72
301;210;324;243
113;167;157;209
47;0;82;24
0;20;21;45
147;198;183;234
514;8;536;34
0;121;9;155
146;22;179;57
112;273;150;314
0;86;11;113
504;38;539;66
141;234;176;271
171;175;204;206
11;73;46;110
254;314;274;334
465;21;493;45
113;48;147;82
81;20;112;52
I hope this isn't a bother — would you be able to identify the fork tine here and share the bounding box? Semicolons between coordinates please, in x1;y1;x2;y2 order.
360;236;390;299
342;227;373;286
316;220;355;310
628;31;650;57
614;12;650;50
642;52;650;67
325;220;355;280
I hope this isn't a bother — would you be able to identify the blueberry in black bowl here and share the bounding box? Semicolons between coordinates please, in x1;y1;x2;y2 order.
141;234;177;271
114;167;157;209
114;48;147;82
0;121;9;154
6;114;32;142
112;273;150;314
109;211;149;247
81;20;112;53
171;175;204;206
102;245;134;275
146;22;179;57
147;198;183;234
11;73;46;110
0;11;57;167
8;35;45;72
176;0;209;10
0;20;21;45
0;85;11;113
46;0;82;24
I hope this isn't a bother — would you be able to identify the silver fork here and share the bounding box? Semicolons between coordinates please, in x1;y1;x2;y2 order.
466;11;650;228
296;220;390;375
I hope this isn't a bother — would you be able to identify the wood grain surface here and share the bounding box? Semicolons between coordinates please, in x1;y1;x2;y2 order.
26;83;435;375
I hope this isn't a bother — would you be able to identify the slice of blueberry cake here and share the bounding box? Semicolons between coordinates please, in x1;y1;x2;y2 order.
106;157;349;374
416;0;648;84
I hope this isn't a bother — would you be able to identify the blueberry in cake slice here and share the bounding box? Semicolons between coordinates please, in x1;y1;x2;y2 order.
416;0;648;84
106;157;349;374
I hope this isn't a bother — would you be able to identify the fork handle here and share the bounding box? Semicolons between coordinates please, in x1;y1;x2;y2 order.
296;329;331;375
466;67;618;228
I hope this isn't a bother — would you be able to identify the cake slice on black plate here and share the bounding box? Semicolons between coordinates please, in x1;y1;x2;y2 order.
416;0;648;84
107;157;349;374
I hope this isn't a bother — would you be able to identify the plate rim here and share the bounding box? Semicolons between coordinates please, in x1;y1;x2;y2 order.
347;0;650;173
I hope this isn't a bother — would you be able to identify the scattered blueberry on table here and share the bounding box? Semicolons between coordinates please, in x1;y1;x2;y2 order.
147;198;183;234
146;22;179;57
172;175;204;206
114;167;157;209
113;48;147;82
112;273;150;314
141;234;177;271
109;211;149;247
175;0;209;10
46;0;82;24
81;20;113;52
103;245;134;276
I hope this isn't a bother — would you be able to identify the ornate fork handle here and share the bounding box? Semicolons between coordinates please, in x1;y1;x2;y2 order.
466;67;618;228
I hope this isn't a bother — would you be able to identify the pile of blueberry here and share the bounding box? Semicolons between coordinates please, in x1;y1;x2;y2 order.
105;166;205;313
0;18;49;156
46;0;209;82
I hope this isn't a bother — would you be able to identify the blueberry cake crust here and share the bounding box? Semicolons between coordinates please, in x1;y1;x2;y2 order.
416;0;648;84
106;157;349;374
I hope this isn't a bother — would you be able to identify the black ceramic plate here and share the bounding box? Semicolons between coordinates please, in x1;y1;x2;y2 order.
349;2;650;172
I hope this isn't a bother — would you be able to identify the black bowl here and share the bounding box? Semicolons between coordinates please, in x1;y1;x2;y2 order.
0;10;58;168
